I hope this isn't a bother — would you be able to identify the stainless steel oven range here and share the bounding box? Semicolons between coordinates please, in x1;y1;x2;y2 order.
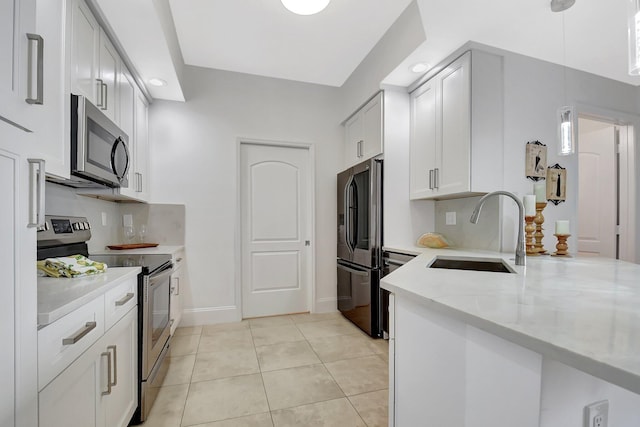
36;215;173;425
90;252;172;424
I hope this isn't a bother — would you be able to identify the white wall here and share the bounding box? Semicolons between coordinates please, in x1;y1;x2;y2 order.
470;44;640;261
148;66;343;324
340;1;425;119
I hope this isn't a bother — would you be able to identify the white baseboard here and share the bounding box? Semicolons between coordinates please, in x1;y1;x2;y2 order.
180;305;241;327
314;297;337;313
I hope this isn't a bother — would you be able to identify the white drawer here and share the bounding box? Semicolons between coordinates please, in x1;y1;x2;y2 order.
38;296;105;390
104;275;138;330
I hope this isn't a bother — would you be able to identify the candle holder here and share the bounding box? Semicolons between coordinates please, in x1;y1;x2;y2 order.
551;234;572;257
534;202;549;255
525;215;538;256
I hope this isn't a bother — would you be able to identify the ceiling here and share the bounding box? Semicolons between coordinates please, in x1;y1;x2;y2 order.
95;0;640;101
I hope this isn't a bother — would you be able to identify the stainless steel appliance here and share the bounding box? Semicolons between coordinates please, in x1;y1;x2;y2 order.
89;252;172;425
36;215;173;424
381;250;416;336
337;157;383;337
65;94;130;188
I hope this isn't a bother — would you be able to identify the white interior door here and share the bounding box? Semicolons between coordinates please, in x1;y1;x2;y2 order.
241;142;312;318
578;118;616;258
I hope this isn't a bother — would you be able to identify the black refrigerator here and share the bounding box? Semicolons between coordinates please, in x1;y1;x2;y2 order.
337;156;383;337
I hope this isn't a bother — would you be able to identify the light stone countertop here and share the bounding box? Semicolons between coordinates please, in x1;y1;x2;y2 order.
380;248;640;395
38;267;140;327
92;245;185;256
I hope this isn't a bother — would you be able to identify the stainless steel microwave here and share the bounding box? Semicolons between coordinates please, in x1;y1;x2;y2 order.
71;94;130;188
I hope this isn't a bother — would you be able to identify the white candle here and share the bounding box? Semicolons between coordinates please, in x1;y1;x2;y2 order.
523;195;536;217
534;181;546;203
555;220;570;235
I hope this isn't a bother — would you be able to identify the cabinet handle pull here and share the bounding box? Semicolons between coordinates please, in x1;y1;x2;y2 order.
428;169;433;190
63;321;97;345
115;292;134;306
175;277;180;295
434;168;439;189
25;34;44;105
101;351;112;395
28;159;45;227
101;82;108;111
357;140;364;158
96;79;104;106
107;345;117;387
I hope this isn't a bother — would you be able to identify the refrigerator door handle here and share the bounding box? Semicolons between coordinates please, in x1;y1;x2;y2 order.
344;175;354;253
337;261;370;277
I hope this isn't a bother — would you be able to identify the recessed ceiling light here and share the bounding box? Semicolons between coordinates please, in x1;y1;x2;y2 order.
148;78;167;87
410;63;429;73
281;0;330;15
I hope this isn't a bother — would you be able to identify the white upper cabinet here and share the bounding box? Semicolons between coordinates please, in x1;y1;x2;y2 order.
344;91;384;167
117;66;138;199
29;0;70;179
98;28;119;122
70;0;120;123
0;0;37;131
134;90;150;200
69;0;99;104
410;51;503;200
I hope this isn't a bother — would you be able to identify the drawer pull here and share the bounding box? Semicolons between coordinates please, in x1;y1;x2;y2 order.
101;351;112;395
115;292;135;306
62;321;97;345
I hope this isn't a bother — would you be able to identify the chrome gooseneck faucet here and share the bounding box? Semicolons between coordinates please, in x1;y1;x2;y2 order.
470;191;526;266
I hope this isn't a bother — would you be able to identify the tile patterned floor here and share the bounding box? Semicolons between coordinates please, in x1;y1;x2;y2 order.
142;312;389;427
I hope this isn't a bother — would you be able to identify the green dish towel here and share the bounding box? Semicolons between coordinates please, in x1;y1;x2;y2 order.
37;254;108;278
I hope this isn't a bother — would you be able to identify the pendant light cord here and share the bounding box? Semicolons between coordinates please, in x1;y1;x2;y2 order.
562;11;567;106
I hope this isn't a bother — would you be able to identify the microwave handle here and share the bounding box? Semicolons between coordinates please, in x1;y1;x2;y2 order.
110;137;130;181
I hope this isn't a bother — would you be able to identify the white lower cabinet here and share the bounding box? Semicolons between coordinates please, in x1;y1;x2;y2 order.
39;305;137;427
38;296;138;427
170;249;185;335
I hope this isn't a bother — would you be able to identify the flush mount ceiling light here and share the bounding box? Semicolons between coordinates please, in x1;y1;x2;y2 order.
410;63;429;73
550;0;575;12
281;0;330;15
148;78;167;87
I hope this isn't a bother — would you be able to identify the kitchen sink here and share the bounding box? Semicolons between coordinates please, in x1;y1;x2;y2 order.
427;256;516;273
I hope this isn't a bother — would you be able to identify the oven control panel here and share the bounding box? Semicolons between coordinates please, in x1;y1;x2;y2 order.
37;215;92;248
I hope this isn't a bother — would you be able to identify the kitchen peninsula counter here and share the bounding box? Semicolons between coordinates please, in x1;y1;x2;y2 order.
381;248;640;426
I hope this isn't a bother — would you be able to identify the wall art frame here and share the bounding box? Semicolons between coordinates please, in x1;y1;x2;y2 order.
526;140;547;181
546;163;566;205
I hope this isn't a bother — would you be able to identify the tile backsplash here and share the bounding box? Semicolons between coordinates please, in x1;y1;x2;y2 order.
45;182;185;253
434;196;501;252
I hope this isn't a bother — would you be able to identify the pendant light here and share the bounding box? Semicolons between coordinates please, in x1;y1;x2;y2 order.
552;0;576;155
629;0;640;75
281;0;330;15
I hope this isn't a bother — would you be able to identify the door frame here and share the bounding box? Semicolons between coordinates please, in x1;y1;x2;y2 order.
576;103;637;262
235;138;316;319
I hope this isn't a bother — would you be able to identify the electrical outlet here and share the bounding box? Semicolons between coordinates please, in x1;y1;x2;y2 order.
584;400;608;427
445;211;457;225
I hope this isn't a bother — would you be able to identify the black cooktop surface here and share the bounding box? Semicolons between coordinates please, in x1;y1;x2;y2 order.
90;253;172;274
